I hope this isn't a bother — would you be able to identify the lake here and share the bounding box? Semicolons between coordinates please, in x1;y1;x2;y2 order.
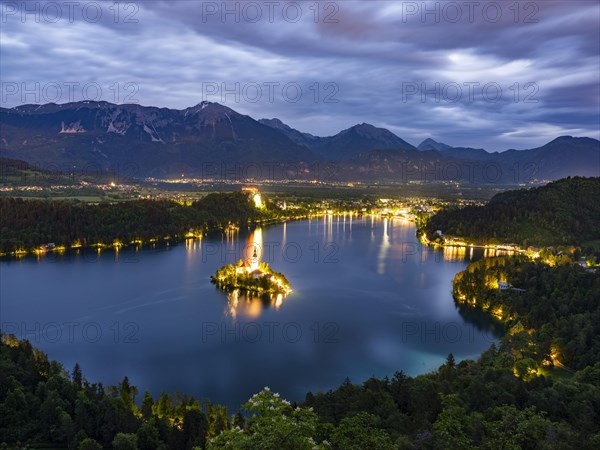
0;216;503;409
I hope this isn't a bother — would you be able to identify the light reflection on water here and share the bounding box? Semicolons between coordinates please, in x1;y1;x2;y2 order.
1;215;507;409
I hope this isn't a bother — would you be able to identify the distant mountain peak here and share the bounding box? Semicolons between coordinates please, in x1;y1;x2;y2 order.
181;101;239;123
418;138;452;152
186;101;230;112
419;137;439;146
545;135;595;145
347;122;379;132
192;100;219;110
341;123;403;140
258;118;292;131
261;119;418;159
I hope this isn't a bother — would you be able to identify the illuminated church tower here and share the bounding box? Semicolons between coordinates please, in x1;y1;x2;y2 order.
246;227;262;272
250;247;259;272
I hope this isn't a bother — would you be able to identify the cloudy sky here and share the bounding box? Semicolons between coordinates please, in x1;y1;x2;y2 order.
1;0;599;150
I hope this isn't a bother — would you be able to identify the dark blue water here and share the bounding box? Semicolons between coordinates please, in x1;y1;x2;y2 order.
0;216;502;409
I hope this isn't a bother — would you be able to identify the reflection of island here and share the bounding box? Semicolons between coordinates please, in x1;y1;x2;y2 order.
211;228;292;297
226;289;284;319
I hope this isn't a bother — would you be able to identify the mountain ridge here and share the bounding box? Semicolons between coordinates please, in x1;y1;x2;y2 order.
1;101;598;182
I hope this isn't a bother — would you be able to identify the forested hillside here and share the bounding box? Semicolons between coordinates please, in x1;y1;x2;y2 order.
0;192;273;253
423;177;600;247
452;257;600;371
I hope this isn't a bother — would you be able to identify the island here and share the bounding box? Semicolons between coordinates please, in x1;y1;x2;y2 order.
211;248;292;296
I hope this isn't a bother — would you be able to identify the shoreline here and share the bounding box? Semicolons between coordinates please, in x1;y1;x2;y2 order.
0;213;311;259
417;229;532;257
0;210;380;260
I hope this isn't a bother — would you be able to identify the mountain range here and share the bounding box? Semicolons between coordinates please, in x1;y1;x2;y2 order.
1;101;598;182
258;118;416;160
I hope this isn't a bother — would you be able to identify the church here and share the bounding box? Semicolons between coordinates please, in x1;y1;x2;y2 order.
236;247;263;278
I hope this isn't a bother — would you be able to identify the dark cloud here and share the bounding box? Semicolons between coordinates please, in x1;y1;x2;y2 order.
0;0;598;150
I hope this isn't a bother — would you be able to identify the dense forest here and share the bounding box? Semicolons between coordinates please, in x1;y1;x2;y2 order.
0;192;277;254
423;177;600;248
453;256;600;371
2;259;599;449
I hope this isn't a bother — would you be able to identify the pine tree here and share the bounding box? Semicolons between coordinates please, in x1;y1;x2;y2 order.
141;390;154;420
72;363;83;390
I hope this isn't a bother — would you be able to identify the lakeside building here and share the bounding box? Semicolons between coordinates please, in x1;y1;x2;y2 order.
498;282;511;291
